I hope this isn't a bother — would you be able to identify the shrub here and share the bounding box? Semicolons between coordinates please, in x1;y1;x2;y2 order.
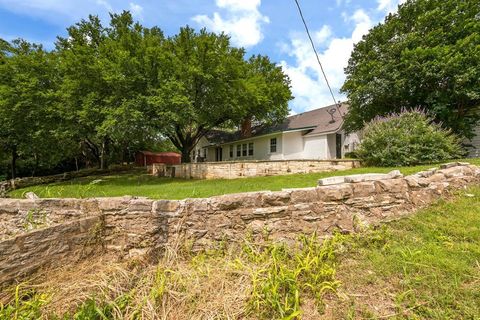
344;151;358;159
356;110;463;166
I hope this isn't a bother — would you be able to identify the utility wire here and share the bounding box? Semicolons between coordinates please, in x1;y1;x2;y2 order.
293;0;343;116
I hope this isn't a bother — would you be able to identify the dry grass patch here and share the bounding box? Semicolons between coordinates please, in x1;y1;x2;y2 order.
1;234;342;319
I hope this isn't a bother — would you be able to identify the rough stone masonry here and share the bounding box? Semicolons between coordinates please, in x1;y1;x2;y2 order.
0;162;479;286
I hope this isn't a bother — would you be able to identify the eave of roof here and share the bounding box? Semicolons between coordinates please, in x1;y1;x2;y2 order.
204;102;348;145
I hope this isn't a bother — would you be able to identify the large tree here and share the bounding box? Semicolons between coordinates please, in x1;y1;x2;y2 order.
0;40;65;178
149;27;292;162
56;11;163;169
342;0;480;139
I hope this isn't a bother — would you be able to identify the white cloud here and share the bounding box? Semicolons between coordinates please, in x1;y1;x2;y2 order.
377;0;407;14
129;2;143;20
279;9;373;113
97;0;113;12
192;0;269;47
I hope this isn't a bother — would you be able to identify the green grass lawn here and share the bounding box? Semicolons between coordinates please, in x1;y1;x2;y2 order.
332;186;480;318
8;158;480;199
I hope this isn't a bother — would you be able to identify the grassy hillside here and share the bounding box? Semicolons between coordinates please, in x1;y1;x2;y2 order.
2;187;479;319
8;158;480;199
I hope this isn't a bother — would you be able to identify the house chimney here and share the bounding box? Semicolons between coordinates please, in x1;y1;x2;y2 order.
240;116;252;138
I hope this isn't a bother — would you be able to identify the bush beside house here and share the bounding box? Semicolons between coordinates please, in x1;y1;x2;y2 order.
357;110;462;166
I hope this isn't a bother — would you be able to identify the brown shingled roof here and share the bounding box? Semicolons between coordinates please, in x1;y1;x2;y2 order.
205;102;348;145
288;102;347;135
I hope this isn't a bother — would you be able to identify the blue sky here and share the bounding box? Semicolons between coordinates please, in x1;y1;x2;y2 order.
0;0;404;114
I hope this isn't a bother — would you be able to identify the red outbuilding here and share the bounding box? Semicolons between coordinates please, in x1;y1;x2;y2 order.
135;151;181;166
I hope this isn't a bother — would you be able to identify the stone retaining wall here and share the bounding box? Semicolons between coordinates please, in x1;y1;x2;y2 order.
161;163;479;247
0;216;104;285
1;162;479;286
152;159;361;179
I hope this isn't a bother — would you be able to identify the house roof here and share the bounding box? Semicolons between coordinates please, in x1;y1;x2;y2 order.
138;151;181;156
205;102;348;145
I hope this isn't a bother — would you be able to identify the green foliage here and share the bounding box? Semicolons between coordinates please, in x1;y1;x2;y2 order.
0;285;49;320
357;110;463;166
0;39;71;179
70;297;117;320
336;187;480;318
23;209;47;231
148;27;292;162
0;10;292;177
246;233;341;319
55;11;165;170
342;0;480;139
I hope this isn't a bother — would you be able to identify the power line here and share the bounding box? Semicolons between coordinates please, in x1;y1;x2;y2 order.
293;0;342;114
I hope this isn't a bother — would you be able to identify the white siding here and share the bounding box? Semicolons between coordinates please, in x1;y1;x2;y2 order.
282;131;304;159
197;129;363;162
203;134;283;162
326;134;337;159
303;135;329;159
343;132;361;155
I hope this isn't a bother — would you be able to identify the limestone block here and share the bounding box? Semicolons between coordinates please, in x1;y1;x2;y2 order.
317;184;353;201
262;191;291;206
0;216;103;286
345;170;403;183
404;176;420;188
248;220;265;233
417;168;437;178
374;179;408;193
128;199;154;212
427;182;446;195
242;206;289;220
344;196;376;208
25;192;39;199
288;187;318;203
0;199;21;214
153;200;181;213
440;162;469;169
352;181;377;197
440;166;473;178
210;192;264;210
426;173;446;183
317;176;346;186
97;197;132;212
187;229;208;239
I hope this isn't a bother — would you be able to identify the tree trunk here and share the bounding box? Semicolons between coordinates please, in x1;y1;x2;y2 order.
84;138;101;168
99;138;109;170
181;149;191;163
11;147;17;180
32;153;39;177
240;116;253;138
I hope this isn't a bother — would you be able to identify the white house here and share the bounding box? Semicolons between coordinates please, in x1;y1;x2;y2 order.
192;102;360;162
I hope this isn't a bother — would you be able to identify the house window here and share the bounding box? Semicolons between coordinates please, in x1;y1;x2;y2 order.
248;142;254;156
242;143;247;156
270;138;277;153
229;145;234;158
236;144;241;157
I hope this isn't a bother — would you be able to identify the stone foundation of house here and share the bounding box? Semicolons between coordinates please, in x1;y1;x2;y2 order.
1;162;478;286
151;159;361;179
